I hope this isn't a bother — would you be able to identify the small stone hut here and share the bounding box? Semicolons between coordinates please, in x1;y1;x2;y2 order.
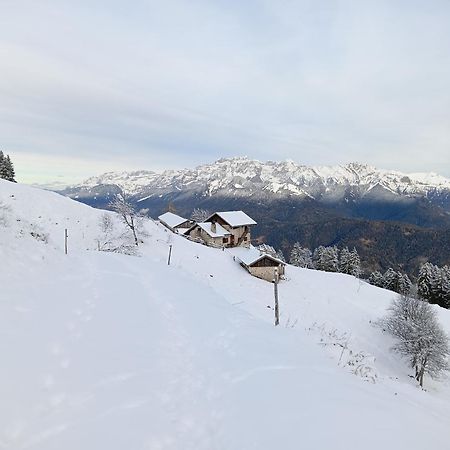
230;246;286;282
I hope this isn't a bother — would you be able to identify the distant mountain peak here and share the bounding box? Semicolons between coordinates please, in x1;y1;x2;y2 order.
66;157;450;208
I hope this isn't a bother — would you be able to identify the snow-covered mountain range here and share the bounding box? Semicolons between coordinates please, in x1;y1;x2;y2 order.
68;157;450;205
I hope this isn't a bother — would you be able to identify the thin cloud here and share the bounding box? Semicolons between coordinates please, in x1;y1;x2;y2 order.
1;0;449;183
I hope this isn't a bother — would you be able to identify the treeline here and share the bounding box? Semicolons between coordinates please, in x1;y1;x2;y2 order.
368;264;450;307
416;263;450;308
288;243;450;309
0;151;16;182
289;243;361;277
367;269;412;295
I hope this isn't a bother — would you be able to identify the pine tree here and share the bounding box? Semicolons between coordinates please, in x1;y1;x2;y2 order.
289;243;312;268
417;263;437;301
381;268;412;295
398;274;412;296
0;151;16;182
348;248;361;277
339;247;352;274
338;247;361;277
276;249;286;262
383;268;398;292
312;246;325;270
368;271;384;288
314;246;339;272
5;155;16;182
0;151;7;180
430;267;450;308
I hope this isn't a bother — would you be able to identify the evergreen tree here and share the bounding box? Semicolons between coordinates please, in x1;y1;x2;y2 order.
0;151;16;182
348;248;361;277
289;243;312;268
312;246;325;269
314;246;339;272
430;267;450;308
368;271;384;288
383;268;398;292
398;273;412;296
381;268;412;295
276;249;286;263
0;151;7;179
417;263;437;301
5;155;16;182
339;247;352;274
339;247;361;277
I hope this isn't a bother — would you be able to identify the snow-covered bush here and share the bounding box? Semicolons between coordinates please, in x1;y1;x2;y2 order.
0;201;10;227
310;322;378;383
29;224;49;243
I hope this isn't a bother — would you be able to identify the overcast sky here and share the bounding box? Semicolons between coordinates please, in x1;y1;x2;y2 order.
1;0;450;184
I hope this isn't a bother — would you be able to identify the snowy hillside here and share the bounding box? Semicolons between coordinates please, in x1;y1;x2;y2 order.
67;157;450;203
1;179;450;450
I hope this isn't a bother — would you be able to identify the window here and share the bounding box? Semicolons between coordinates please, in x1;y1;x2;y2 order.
223;237;228;243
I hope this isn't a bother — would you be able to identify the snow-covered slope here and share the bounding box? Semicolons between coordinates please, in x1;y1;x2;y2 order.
1;179;450;450
67;157;450;204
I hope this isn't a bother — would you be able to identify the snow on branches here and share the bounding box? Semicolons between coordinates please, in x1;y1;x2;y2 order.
378;295;450;387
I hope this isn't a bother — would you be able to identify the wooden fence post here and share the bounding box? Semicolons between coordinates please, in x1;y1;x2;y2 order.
64;229;68;255
167;244;173;265
274;268;279;326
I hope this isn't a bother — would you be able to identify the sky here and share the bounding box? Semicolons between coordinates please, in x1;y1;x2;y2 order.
1;0;450;185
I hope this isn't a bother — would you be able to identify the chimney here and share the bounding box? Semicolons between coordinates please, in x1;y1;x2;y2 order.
211;222;217;233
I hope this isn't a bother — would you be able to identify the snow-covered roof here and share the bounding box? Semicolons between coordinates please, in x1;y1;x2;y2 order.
229;246;285;267
158;212;188;228
207;211;257;227
197;222;231;238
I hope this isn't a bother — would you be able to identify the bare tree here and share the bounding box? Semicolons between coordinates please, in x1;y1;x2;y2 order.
379;294;450;387
96;212;116;251
191;208;211;222
97;211;141;255
110;194;146;246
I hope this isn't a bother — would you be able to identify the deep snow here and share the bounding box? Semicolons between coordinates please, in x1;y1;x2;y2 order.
1;179;449;450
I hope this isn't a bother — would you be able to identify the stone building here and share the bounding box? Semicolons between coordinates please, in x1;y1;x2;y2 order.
204;211;256;247
230;246;286;282
185;221;231;248
158;212;194;234
186;210;256;248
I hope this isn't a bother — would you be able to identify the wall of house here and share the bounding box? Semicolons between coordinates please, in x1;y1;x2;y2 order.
248;264;285;282
226;226;251;247
175;220;194;229
187;227;225;248
206;215;251;248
